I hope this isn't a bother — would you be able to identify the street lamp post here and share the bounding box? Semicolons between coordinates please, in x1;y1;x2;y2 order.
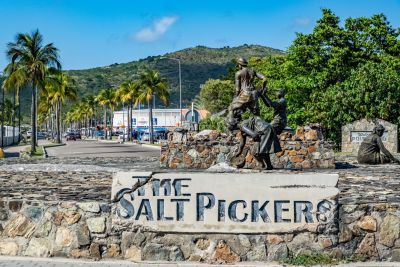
160;57;182;126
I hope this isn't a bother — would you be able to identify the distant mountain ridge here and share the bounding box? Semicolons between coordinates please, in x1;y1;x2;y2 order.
66;44;285;108
15;45;284;120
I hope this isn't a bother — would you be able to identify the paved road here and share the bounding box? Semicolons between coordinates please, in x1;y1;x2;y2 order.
0;257;398;267
46;140;160;158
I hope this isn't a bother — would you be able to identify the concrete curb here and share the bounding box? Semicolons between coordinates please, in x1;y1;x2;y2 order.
0;256;397;267
42;145;47;158
43;143;66;158
140;143;162;150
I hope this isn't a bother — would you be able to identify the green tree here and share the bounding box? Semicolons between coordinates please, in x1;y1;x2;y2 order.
46;73;77;143
323;58;400;142
81;95;98;137
198;79;234;114
96;88;117;140
5;30;61;152
2;63;26;143
136;69;169;144
251;9;400;146
285;9;400;132
116;80;140;141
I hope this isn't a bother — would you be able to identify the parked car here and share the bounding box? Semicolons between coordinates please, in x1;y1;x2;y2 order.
37;132;47;140
66;132;76;141
75;132;82;139
96;130;105;138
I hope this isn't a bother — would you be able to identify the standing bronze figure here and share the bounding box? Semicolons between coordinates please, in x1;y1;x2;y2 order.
357;124;400;164
225;57;267;132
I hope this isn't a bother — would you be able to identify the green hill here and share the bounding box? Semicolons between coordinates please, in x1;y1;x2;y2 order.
14;44;284;120
66;44;285;108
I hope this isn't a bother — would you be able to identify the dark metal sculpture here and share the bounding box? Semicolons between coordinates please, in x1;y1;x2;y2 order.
225;57;267;132
233;116;282;170
357;124;400;164
226;57;287;170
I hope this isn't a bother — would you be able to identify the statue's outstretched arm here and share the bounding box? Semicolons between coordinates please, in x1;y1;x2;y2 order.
241;124;258;139
256;72;267;89
260;94;275;108
377;137;400;164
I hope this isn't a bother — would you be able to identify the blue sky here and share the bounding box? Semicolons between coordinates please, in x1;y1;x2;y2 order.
0;0;399;70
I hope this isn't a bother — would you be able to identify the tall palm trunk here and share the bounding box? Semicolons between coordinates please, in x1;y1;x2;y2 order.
56;97;62;143
12;88;16;144
85;115;88;137
128;101;132;141
148;99;154;144
110;107;114;140
31;80;37;153
35;84;39;147
18;90;21;143
104;107;107;139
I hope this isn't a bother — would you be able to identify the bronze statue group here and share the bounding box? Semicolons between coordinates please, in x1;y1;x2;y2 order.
225;57;399;170
225;57;286;170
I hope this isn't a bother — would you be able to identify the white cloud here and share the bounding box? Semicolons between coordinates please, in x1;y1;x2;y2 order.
134;16;178;42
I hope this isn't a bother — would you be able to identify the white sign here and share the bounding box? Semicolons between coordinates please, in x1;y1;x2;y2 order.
350;131;388;143
111;172;339;233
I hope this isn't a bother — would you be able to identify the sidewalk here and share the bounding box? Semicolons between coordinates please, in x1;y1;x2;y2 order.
3;140;53;157
0;257;398;267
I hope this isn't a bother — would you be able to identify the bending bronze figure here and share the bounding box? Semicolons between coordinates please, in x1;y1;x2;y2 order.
357;124;400;165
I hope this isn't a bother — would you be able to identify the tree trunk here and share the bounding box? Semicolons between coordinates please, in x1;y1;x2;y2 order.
127;102;132;142
56;97;62;143
110;108;113;140
31;80;37;153
35;84;38;147
148;99;154;144
12;88;16;144
104;107;107;139
85;115;88;137
18;90;21;143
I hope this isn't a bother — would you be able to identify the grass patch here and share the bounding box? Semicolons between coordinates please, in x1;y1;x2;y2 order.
283;253;334;266
283;253;365;266
20;145;45;158
30;146;44;157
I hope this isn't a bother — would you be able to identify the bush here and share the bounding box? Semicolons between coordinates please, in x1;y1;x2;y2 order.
199;116;226;132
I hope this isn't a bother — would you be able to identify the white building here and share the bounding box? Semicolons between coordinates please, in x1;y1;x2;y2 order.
113;108;209;129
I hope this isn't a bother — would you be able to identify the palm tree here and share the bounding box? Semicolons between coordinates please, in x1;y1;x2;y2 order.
38;94;52;134
5;30;61;152
136;69;169;144
46;73;77;143
0;99;13;125
96;88;117;140
3;63;27;143
82;95;97;137
116;80;140;141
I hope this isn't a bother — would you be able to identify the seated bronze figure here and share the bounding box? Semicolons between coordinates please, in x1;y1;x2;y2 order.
231;116;282;170
357;124;400;165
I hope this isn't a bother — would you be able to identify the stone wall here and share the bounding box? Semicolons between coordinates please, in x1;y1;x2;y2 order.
1;166;400;263
161;126;335;169
342;118;398;154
